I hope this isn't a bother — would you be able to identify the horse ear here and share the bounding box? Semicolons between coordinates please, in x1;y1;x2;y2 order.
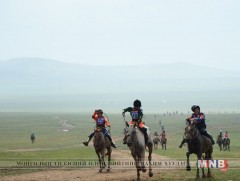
125;121;129;127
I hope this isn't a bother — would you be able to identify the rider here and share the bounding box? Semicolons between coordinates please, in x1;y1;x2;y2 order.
160;130;167;142
83;109;116;148
122;99;150;145
219;130;223;138
154;130;159;137
217;130;223;140
179;105;215;148
224;131;229;142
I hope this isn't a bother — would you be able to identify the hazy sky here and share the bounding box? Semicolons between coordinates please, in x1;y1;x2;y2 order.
0;0;239;70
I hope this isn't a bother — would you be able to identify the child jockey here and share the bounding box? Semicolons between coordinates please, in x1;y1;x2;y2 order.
122;99;150;145
160;130;167;142
154;130;159;137
179;105;215;148
83;109;116;148
224;131;229;142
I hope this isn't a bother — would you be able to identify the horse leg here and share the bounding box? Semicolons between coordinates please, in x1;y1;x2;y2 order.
107;148;111;172
96;152;102;173
186;152;191;171
134;157;141;181
206;153;212;177
196;153;202;179
140;154;146;173
101;149;106;170
201;157;206;178
147;142;153;177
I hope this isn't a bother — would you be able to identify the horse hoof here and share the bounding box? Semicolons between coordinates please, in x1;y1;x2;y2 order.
99;169;102;173
202;175;206;178
107;168;110;172
186;166;191;171
149;172;153;177
142;168;146;172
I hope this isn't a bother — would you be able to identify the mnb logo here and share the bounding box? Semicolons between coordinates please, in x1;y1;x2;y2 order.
197;160;228;172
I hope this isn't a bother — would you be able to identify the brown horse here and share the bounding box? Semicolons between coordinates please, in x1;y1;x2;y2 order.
223;138;230;151
125;123;153;181
160;137;167;150
184;123;213;179
216;136;223;151
93;127;112;172
153;136;160;150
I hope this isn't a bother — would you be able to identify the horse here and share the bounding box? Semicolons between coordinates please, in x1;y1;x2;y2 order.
93;127;112;172
125;122;153;181
223;138;230;151
216;136;223;151
153;136;160;150
30;133;35;144
184;123;213;179
160;137;167;150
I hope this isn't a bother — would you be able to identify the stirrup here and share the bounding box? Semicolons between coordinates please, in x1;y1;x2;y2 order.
211;140;215;145
111;142;117;148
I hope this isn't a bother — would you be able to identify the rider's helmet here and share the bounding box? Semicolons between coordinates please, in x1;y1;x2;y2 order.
97;109;103;114
191;105;200;112
226;131;228;133
133;99;141;108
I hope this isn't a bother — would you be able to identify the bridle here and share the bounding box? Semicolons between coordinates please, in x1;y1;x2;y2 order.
185;125;199;143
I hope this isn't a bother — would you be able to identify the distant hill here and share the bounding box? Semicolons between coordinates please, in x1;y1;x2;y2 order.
0;58;239;112
0;57;239;95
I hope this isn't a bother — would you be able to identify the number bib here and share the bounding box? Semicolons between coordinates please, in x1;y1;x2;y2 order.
131;111;139;120
97;118;105;125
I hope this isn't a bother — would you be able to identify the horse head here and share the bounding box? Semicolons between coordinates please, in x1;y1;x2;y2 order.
94;127;105;147
184;122;198;143
125;123;137;147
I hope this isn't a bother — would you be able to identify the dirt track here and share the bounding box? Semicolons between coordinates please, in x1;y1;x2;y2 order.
1;149;181;181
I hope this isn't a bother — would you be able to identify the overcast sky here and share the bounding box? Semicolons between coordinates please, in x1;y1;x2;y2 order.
0;0;239;70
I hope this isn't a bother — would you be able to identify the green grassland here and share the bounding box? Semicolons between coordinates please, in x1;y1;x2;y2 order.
0;112;239;180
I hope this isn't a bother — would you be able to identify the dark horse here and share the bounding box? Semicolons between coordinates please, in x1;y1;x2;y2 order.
125;123;153;181
223;138;230;151
216;136;223;151
93;127;112;172
153;136;160;150
184;123;213;178
160;137;167;150
30;133;35;144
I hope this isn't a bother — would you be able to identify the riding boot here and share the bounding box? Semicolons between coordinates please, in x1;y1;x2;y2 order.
209;135;215;145
205;132;215;145
179;138;186;148
141;127;149;145
83;132;95;146
106;134;117;148
200;129;215;145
